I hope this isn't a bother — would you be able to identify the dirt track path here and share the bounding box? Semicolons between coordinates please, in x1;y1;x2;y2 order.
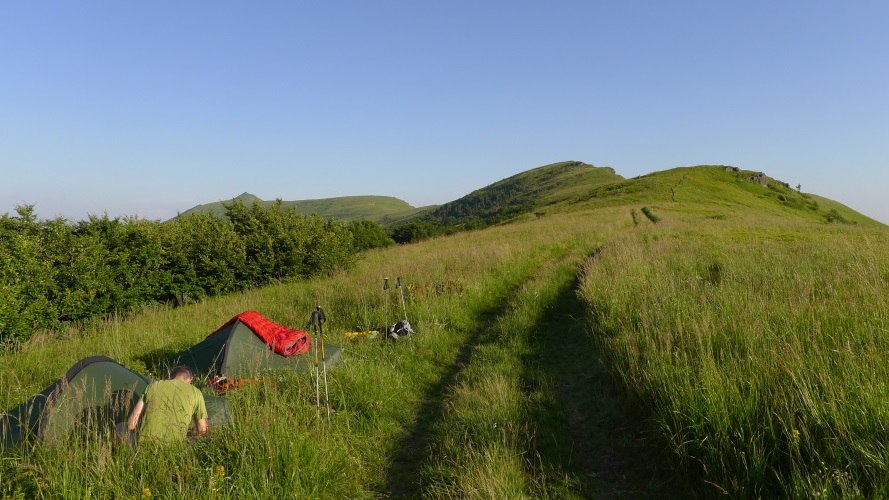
380;252;691;498
528;273;689;498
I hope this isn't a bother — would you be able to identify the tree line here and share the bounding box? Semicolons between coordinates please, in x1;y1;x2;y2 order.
0;201;393;345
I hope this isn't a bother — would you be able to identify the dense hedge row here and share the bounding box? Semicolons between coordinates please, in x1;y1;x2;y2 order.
0;201;388;344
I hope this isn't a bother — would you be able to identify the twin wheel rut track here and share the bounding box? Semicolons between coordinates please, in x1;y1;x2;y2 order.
381;251;686;498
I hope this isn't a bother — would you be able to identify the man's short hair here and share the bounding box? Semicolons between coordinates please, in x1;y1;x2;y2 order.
170;365;194;380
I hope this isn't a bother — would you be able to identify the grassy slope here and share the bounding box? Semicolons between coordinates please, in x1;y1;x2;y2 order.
421;162;878;231
2;163;887;497
178;193;431;223
569;165;876;224
424;161;624;225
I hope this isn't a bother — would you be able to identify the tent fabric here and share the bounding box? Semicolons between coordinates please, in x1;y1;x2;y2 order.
0;356;231;448
209;310;310;357
168;312;341;381
0;381;60;448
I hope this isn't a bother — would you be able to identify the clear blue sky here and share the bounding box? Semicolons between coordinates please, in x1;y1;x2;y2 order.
2;1;887;224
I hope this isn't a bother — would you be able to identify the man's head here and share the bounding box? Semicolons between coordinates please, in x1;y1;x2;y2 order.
170;365;195;382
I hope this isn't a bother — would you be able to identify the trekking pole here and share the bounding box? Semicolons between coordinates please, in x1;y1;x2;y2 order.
316;305;330;422
383;277;390;343
397;277;408;323
307;308;321;420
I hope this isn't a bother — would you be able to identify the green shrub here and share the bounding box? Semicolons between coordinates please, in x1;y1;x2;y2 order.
0;207;59;342
0;202;358;344
163;213;246;301
641;207;661;223
825;208;852;224
347;220;394;252
391;221;440;244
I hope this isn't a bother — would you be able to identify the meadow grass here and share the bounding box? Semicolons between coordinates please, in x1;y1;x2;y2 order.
2;202;888;498
0;210;637;498
579;218;889;496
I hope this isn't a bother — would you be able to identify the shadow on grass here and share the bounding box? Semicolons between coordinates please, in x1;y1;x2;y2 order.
381;283;523;498
134;346;183;377
520;267;694;498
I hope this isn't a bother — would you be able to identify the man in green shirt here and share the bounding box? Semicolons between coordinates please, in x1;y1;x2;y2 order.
126;366;208;444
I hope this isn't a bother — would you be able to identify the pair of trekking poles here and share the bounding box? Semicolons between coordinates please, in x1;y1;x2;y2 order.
306;306;330;422
383;277;409;343
305;276;409;422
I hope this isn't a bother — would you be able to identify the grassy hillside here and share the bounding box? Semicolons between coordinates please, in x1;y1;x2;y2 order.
397;162;876;235
175;163;875;233
1;163;887;497
420;160;624;228
567;165;877;225
178;192;433;223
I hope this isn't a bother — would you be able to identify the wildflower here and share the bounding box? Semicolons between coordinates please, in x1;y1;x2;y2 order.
792;429;800;439
215;465;226;479
143;487;152;498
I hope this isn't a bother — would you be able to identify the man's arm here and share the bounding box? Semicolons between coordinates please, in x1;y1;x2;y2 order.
192;389;209;437
195;418;209;436
127;400;145;432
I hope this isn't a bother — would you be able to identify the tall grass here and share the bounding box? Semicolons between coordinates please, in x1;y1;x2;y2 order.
416;239;598;498
0;210;630;498
579;221;889;496
3;203;887;497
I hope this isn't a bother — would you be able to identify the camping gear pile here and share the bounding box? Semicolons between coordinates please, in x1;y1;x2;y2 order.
343;277;418;341
344;277;417;341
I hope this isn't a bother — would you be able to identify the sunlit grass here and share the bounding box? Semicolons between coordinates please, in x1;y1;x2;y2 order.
579;220;889;496
0;210;620;497
2;200;887;497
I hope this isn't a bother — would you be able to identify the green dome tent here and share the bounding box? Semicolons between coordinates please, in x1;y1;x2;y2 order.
0;356;231;448
167;311;342;383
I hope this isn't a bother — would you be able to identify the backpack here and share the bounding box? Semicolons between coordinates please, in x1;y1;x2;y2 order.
388;320;414;340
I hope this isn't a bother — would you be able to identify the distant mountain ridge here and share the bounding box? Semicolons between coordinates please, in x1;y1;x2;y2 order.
178;193;435;223
177;161;882;229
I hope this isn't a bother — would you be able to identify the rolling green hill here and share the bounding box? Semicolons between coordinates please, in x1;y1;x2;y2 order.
567;164;880;225
176;162;880;232
178;192;435;223
420;160;624;229
398;162;880;235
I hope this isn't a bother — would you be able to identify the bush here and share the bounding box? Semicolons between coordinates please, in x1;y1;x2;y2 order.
825;209;853;224
0;202;359;344
348;220;395;251
641;207;661;223
0;206;59;342
163;213;246;301
225;199;354;283
391;221;440;244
